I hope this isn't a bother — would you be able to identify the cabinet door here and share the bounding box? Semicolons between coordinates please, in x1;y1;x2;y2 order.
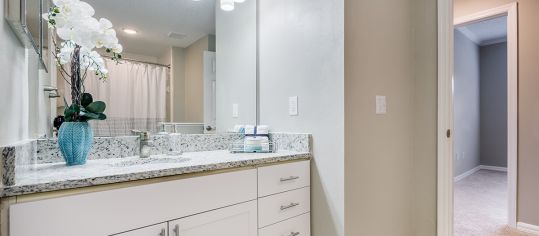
113;223;167;236
168;200;257;236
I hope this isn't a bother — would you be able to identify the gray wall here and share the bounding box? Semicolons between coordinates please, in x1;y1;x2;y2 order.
259;0;344;235
480;42;507;167
454;29;481;176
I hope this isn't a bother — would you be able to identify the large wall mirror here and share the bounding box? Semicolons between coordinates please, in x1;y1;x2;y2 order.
5;0;50;71
18;0;257;137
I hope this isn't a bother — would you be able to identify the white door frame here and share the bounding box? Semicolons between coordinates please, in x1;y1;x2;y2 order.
437;2;518;236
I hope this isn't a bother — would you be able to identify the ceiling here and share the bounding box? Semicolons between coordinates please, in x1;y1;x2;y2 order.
456;16;507;46
86;0;216;57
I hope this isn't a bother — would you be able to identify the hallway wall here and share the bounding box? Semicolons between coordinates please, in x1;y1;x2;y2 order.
454;29;481;176
480;42;508;168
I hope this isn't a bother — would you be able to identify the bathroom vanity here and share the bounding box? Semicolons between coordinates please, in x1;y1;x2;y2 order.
0;133;311;236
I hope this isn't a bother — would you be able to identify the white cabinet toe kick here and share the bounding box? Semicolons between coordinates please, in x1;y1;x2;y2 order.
5;160;310;236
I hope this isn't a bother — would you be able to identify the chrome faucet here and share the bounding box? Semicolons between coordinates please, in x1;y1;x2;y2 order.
136;131;154;158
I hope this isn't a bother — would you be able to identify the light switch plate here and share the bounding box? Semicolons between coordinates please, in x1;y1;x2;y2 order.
376;95;387;114
232;104;239;118
289;96;298;116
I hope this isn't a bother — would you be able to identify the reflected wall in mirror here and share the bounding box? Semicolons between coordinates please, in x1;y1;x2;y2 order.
50;0;257;137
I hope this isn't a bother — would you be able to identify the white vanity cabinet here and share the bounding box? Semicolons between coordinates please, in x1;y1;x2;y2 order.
168;200;257;236
257;161;311;236
8;160;310;236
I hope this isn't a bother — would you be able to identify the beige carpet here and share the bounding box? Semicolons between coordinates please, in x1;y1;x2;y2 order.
454;169;533;236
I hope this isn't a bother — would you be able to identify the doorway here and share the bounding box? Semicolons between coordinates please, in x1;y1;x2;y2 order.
453;15;510;235
437;2;519;236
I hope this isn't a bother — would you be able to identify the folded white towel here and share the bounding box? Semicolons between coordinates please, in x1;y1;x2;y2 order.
256;125;269;135
244;125;256;135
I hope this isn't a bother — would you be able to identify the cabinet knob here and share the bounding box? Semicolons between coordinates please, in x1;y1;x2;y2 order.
280;202;300;211
159;228;166;236
289;232;301;236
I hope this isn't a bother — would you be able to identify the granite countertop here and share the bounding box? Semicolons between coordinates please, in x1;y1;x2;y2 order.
1;150;311;197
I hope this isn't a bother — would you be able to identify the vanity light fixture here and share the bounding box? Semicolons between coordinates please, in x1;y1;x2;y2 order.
123;28;138;35
220;0;234;11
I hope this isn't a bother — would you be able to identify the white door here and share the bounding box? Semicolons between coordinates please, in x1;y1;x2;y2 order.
168;200;257;236
113;223;168;236
203;51;217;133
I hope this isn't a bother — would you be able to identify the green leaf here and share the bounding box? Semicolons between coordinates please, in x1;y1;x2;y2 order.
81;93;93;107
80;111;100;119
86;101;106;113
80;111;107;121
97;113;107;120
64;104;80;122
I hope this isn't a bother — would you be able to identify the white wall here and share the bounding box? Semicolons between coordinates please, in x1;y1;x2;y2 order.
0;0;30;146
259;0;344;235
216;0;257;131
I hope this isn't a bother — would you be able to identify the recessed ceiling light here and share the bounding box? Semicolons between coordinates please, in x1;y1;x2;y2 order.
123;28;138;35
220;0;234;11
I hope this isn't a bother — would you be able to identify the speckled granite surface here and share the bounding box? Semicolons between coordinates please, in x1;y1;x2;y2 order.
1;150;311;197
0;132;311;197
270;133;311;153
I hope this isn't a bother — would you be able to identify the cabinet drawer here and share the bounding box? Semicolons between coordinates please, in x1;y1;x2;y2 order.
258;187;310;228
258;160;310;197
259;213;310;236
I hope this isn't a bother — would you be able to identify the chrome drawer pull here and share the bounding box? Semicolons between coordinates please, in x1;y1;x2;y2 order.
173;224;179;236
280;202;300;210
289;232;300;236
280;176;300;182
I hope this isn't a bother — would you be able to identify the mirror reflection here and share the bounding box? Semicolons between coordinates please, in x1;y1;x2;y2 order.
49;0;257;137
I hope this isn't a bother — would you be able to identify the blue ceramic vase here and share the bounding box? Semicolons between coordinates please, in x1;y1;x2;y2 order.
58;122;93;166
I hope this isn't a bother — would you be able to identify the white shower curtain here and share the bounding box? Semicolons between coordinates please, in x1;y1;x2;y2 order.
67;58;168;136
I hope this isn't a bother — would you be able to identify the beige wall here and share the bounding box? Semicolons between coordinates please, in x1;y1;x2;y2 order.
171;46;187;122
169;36;214;123
455;0;539;226
184;36;210;122
344;0;437;235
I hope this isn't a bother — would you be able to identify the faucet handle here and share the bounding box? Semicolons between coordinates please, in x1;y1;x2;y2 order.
132;130;150;141
139;131;150;141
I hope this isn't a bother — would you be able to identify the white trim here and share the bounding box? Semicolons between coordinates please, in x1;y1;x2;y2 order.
480;165;508;172
506;3;519;228
454;166;481;182
437;0;454;236
453;165;507;182
438;1;518;233
517;222;539;235
480;36;507;46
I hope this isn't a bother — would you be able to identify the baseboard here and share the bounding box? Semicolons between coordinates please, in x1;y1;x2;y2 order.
480;165;508;172
517;222;539;235
454;165;508;182
454;166;481;182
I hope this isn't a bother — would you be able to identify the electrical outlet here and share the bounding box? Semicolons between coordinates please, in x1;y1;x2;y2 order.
376;95;387;114
289;96;298;116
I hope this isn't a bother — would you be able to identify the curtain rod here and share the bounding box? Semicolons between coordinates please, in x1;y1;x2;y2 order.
103;55;171;69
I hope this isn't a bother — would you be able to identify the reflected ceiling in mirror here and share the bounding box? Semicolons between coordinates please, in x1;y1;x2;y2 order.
50;0;257;138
